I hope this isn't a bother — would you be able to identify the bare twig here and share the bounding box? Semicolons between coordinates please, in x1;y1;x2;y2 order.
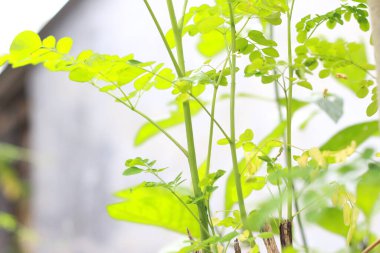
234;239;241;253
280;220;293;248
187;228;200;253
362;238;380;253
262;223;280;253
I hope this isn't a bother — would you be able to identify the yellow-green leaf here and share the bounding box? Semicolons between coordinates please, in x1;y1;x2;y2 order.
56;37;73;54
42;35;56;48
107;184;200;237
69;67;94;82
9;30;42;63
198;30;226;57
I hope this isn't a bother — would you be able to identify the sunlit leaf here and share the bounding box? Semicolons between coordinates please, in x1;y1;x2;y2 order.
69;66;94;82
56;37;73;54
198;30;226;57
9;30;41;63
108;184;200;237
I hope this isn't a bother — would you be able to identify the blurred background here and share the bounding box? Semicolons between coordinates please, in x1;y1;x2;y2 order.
0;0;379;252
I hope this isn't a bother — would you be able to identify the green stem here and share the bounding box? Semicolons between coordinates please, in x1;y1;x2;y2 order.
270;23;309;252
227;1;252;241
166;0;185;72
143;0;182;76
178;0;189;34
205;86;219;175
183;102;211;246
286;0;295;222
166;1;211;250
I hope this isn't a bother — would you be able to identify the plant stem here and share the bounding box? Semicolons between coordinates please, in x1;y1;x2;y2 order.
166;1;211;249
143;0;182;76
286;0;295;223
183;101;211;246
227;1;252;241
205;86;219;175
166;0;185;72
270;23;309;252
362;238;380;253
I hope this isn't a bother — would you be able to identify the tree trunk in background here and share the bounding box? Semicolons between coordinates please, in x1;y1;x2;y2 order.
368;0;380;125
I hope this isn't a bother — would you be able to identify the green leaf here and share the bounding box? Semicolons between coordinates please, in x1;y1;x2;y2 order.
356;85;369;98
366;102;378;117
196;16;224;34
248;30;277;46
246;176;266;190
239;129;254;142
0;212;17;232
332;41;370;93
359;19;370;32
319;69;331;79
236;37;249;52
262;47;279;57
306;207;348;236
108;184;200;237
134;73;154;90
42;35;56;48
315;95;343;123
9;30;42;63
296;80;313;90
134;101;202;146
56;37;73;54
69;67;95;82
225;122;286;211
155;68;175;90
261;74;280;84
356;163;380;218
320;121;379;151
198;30;226;57
217;138;230;145
219;231;239;242
123;167;144;176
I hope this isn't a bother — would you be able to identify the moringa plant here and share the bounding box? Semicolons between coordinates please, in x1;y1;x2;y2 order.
1;0;380;252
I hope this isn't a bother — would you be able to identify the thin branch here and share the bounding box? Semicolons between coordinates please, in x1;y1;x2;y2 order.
90;82;188;156
143;0;182;76
362;238;380;253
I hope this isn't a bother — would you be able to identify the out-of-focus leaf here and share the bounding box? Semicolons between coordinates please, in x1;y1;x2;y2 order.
0;212;17;232
198;30;226;57
315;95;343;123
320;121;378;151
306;207;348;237
356;163;380;218
107;184;200;237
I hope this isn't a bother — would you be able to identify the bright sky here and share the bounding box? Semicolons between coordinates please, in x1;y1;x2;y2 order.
0;0;68;55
